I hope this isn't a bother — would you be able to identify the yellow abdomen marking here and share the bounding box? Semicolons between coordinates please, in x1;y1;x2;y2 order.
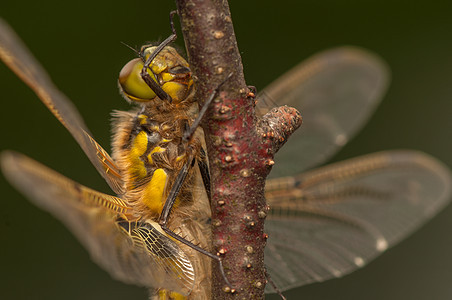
142;168;168;214
128;131;148;181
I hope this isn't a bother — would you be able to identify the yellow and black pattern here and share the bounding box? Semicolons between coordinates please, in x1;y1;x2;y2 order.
113;85;200;218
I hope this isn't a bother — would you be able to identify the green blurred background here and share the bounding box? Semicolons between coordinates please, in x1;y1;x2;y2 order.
1;1;452;299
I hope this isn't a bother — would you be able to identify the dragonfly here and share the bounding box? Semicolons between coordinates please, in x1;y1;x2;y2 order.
1;15;451;300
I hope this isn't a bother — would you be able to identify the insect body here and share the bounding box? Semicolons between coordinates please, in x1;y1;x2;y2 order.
0;19;211;298
1;17;451;299
115;45;199;221
114;45;212;298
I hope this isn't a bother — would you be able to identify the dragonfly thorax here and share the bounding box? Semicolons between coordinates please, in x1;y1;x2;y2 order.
111;107;202;219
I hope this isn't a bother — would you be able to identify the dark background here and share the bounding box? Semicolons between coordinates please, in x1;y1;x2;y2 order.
1;1;452;299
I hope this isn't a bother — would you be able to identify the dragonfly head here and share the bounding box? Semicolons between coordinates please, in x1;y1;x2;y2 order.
118;46;194;104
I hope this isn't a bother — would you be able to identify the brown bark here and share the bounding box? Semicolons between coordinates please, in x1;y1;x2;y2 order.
175;0;301;298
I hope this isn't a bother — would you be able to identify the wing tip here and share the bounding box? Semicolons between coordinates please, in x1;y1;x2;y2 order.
326;45;391;90
1;150;23;177
387;149;451;190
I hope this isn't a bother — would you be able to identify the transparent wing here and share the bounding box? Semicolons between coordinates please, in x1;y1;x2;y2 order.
259;47;389;177
1;151;194;295
0;19;124;194
264;150;451;292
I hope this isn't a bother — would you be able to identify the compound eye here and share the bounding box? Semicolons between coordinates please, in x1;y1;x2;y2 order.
118;58;157;102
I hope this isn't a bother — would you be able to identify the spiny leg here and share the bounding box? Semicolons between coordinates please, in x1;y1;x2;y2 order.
140;10;178;103
156;74;233;289
182;72;233;142
158;157;231;289
198;148;211;202
156;86;234;290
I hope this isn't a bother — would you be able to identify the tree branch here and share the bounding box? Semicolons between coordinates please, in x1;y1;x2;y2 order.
175;0;301;298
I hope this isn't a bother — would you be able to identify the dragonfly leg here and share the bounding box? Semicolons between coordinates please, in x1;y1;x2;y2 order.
158;157;232;290
198;148;211;203
140;10;179;103
182;72;232;204
182;72;233;142
158;70;235;288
